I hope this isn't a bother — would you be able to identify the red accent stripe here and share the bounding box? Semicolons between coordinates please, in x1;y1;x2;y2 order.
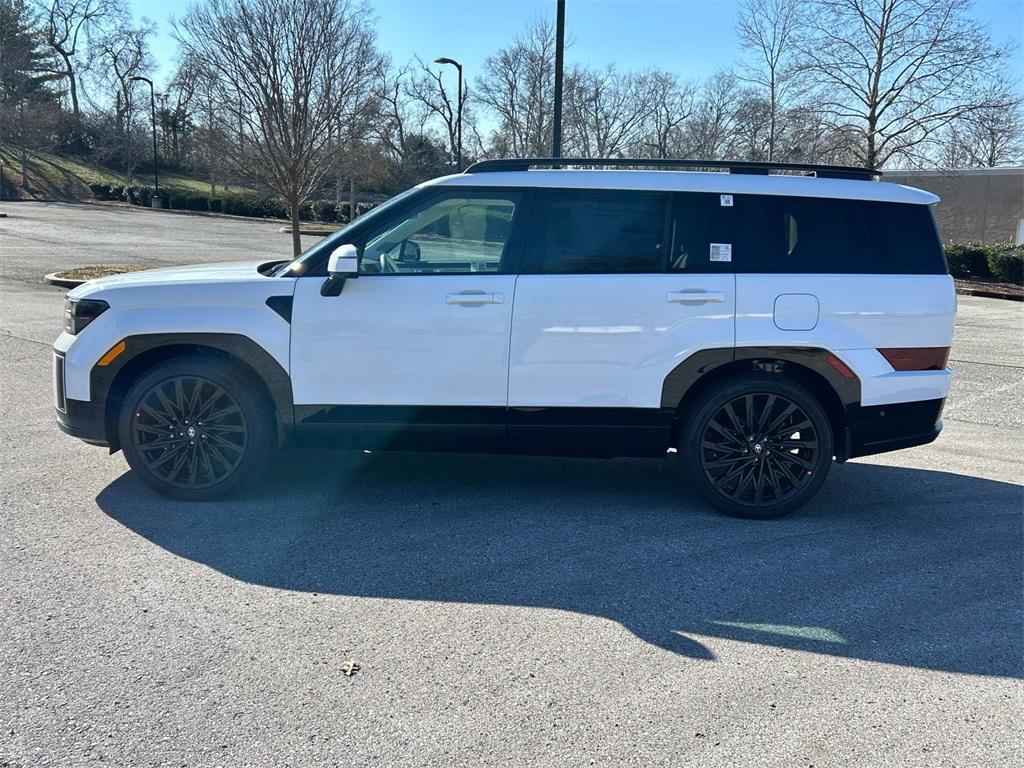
877;347;950;371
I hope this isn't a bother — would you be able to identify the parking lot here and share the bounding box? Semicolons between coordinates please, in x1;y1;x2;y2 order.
1;202;1021;766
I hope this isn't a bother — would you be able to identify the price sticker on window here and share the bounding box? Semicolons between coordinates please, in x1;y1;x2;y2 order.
710;243;733;262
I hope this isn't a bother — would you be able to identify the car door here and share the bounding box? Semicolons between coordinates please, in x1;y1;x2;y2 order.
289;188;526;451
507;189;736;455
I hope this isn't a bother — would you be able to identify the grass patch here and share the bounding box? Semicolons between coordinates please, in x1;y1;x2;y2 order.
0;147;250;200
278;225;339;236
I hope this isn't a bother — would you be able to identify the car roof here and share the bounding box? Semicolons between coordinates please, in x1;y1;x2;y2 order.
425;169;939;205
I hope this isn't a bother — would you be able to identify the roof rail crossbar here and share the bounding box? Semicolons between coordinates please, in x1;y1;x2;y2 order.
463;157;881;181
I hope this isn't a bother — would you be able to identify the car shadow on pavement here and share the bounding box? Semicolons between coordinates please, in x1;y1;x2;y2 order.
96;451;1023;678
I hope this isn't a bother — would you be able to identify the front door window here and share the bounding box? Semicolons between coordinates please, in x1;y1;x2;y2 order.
360;193;522;274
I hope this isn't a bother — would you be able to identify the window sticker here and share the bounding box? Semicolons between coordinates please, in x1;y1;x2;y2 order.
710;243;733;262
720;194;733;207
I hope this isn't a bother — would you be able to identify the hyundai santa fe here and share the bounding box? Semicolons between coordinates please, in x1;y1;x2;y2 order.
54;158;955;518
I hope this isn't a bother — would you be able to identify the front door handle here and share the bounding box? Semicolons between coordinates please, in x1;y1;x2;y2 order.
446;291;505;305
667;290;727;305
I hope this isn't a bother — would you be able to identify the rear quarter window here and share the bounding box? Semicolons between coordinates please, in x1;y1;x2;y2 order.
729;195;947;275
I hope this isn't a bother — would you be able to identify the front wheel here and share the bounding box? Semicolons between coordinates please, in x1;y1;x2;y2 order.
679;374;834;519
118;356;275;501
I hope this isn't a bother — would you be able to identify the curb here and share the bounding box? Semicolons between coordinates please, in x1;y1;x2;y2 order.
44;272;84;289
955;286;1023;302
277;226;338;236
85;199;293;225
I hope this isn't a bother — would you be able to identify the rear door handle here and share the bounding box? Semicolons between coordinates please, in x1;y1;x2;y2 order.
667;290;727;305
446;291;505;305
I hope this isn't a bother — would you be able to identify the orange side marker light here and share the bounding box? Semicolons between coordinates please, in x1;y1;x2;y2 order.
97;340;126;367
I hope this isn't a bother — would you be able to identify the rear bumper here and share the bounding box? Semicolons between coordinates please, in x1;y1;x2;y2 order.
841;398;944;460
56;398;109;447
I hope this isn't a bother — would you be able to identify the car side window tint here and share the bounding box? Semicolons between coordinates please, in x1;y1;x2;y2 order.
670;193;733;273
531;191;667;274
360;192;522;274
729;195;946;275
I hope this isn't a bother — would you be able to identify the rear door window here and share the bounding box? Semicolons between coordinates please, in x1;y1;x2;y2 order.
670;192;736;273
527;190;668;274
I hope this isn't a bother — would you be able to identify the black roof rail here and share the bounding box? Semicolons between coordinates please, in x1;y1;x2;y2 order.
463;157;881;181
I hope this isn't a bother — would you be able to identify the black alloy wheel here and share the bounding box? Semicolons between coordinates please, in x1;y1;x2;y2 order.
680;374;833;518
119;356;275;500
130;375;248;490
699;393;818;507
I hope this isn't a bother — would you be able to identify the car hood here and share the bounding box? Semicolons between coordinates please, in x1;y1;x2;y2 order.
67;260;276;298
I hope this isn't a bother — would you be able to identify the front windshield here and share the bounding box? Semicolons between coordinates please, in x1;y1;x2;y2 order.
275;186;422;277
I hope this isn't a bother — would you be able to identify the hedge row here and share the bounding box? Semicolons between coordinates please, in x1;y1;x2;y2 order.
946;242;1024;285
88;183;377;223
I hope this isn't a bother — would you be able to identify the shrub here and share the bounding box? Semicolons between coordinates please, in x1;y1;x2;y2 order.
208;198;223;213
220;194;288;220
312;199;338;222
336;200;378;224
945;243;992;279
946;242;1024;283
88;182;116;200
987;246;1024;285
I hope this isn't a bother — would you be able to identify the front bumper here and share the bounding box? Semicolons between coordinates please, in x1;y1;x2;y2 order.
55;397;110;447
841;398;944;460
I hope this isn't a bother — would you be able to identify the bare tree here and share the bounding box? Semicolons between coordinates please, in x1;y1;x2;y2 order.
563;66;654;157
736;0;801;160
164;55;202;163
940;77;1024;167
36;0;118;120
176;0;383;256
404;58;470;167
476;17;557;157
637;70;697;159
679;71;745;159
799;0;1012;168
94;20;152;183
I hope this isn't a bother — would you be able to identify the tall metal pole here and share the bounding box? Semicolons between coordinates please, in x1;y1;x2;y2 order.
456;64;463;171
434;57;463;171
131;76;159;201
552;0;566;159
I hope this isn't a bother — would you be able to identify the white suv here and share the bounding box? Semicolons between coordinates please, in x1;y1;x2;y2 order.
54;158;955;518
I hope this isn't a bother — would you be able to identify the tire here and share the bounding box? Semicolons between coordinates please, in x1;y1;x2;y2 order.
118;355;276;501
679;374;833;519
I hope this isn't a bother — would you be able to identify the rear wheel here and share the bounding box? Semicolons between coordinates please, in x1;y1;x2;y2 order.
118;356;275;500
680;374;833;519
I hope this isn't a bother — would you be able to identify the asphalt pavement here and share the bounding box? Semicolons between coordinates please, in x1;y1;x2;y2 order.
0;202;1021;767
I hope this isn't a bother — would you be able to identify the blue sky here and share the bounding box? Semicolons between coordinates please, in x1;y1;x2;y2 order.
130;0;1022;89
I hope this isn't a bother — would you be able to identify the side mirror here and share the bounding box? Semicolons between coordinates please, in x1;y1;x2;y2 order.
398;239;421;262
322;243;359;296
327;243;360;276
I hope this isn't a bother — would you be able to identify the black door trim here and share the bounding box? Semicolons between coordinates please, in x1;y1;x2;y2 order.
294;404;674;458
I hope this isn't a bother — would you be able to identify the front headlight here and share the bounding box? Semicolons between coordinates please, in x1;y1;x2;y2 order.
63;298;109;335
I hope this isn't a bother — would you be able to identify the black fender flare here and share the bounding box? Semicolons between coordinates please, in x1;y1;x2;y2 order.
90;333;294;448
660;346;861;411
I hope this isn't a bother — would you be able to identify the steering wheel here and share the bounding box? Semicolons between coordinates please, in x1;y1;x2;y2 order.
380;249;399;273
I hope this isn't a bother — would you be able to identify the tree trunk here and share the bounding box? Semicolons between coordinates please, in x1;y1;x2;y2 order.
290;196;302;257
62;55;80;119
349;178;356;222
18;104;29;193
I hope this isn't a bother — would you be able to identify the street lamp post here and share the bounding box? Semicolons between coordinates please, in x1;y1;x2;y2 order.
433;57;463;172
552;0;566;161
130;75;161;207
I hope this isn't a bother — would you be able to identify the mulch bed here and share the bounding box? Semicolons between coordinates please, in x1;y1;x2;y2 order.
954;278;1023;301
